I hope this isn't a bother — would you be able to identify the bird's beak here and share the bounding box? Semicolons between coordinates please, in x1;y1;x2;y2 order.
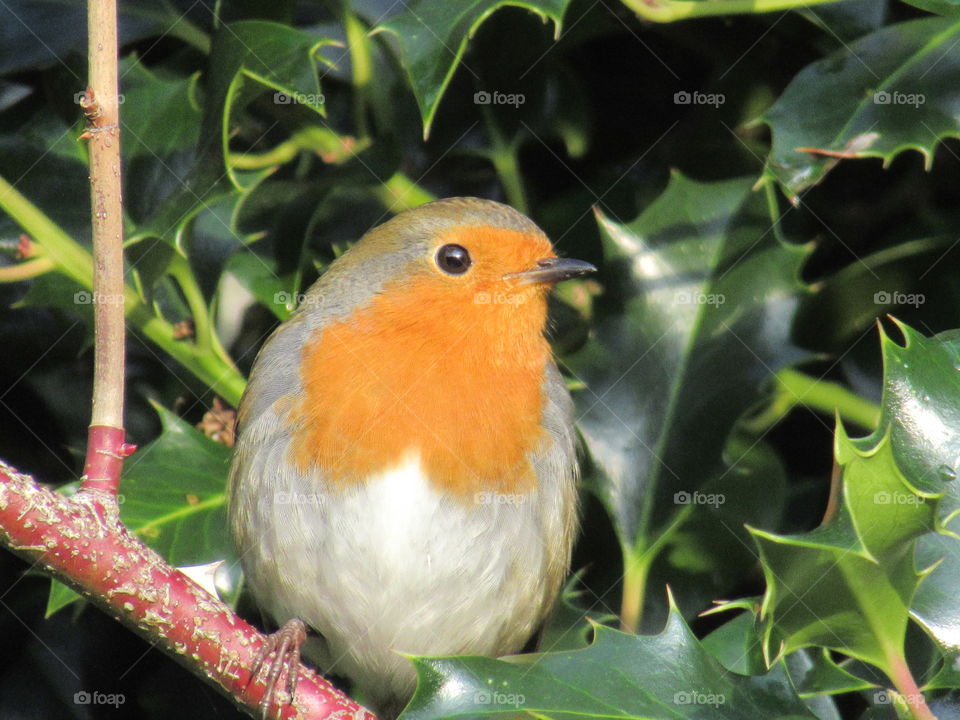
504;257;597;286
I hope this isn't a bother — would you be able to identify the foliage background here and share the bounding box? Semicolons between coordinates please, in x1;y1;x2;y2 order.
2;0;960;718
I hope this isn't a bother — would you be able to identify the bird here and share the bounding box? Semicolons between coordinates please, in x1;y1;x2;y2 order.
227;197;595;718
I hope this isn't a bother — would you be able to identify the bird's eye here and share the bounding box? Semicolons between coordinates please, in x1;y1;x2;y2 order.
435;244;472;275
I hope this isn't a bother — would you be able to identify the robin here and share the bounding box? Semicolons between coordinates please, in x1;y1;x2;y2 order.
228;197;595;717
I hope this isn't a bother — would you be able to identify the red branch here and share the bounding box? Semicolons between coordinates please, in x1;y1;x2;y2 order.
0;461;376;720
80;425;132;494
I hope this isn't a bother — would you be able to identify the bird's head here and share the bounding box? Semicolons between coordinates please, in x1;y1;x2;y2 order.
287;197;595;493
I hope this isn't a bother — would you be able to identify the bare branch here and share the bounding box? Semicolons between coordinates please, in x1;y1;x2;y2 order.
0;462;376;720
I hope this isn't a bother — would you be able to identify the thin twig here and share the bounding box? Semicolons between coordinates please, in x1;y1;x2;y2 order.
80;0;127;494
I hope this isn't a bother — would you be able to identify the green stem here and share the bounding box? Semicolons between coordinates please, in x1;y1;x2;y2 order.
621;0;845;22
763;180;790;245
345;9;373;141
228;128;369;170
228;139;300;170
885;651;937;720
168;257;209;348
0;173;245;406
775;368;881;429
620;548;652;635
0;256;55;281
490;143;528;215
746;369;881;434
168;254;236;372
484;118;528;214
371;173;437;213
620;504;694;633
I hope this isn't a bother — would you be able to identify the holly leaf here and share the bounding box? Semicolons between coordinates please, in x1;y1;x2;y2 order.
378;0;572;138
751;429;937;673
750;324;960;675
563;172;809;619
872;327;960;651
764;17;960;198
402;606;817;720
862;325;960;496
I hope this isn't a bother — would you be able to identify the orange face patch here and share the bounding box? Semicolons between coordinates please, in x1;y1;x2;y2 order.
286;225;556;498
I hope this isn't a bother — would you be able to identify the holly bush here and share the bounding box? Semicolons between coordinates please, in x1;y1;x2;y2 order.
2;1;960;719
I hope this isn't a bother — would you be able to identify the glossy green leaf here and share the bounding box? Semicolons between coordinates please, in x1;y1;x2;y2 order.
378;0;571;138
877;329;960;652
114;404;233;565
764;17;960;198
702;611;769;676
225;250;292;321
750;325;960;676
563;172;809;596
860;325;960;496
752;426;937;673
913;525;960;650
701;611;853;719
402;607;816;720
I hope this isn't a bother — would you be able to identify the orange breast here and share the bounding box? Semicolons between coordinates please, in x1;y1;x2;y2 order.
286;269;552;498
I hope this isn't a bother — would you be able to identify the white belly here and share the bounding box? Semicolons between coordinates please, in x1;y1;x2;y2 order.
245;452;567;706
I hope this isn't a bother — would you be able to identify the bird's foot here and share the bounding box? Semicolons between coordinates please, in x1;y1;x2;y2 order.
251;618;308;720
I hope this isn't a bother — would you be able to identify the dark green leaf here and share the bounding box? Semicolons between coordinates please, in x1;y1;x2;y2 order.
378;0;571;138
563;172;808;593
764;17;960;197
752;426;937;672
749;324;960;674
403;608;817;720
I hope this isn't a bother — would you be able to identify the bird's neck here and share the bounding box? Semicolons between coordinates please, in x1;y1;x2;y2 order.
287;285;552;499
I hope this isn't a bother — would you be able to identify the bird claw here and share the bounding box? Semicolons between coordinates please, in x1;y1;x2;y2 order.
251;618;308;720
